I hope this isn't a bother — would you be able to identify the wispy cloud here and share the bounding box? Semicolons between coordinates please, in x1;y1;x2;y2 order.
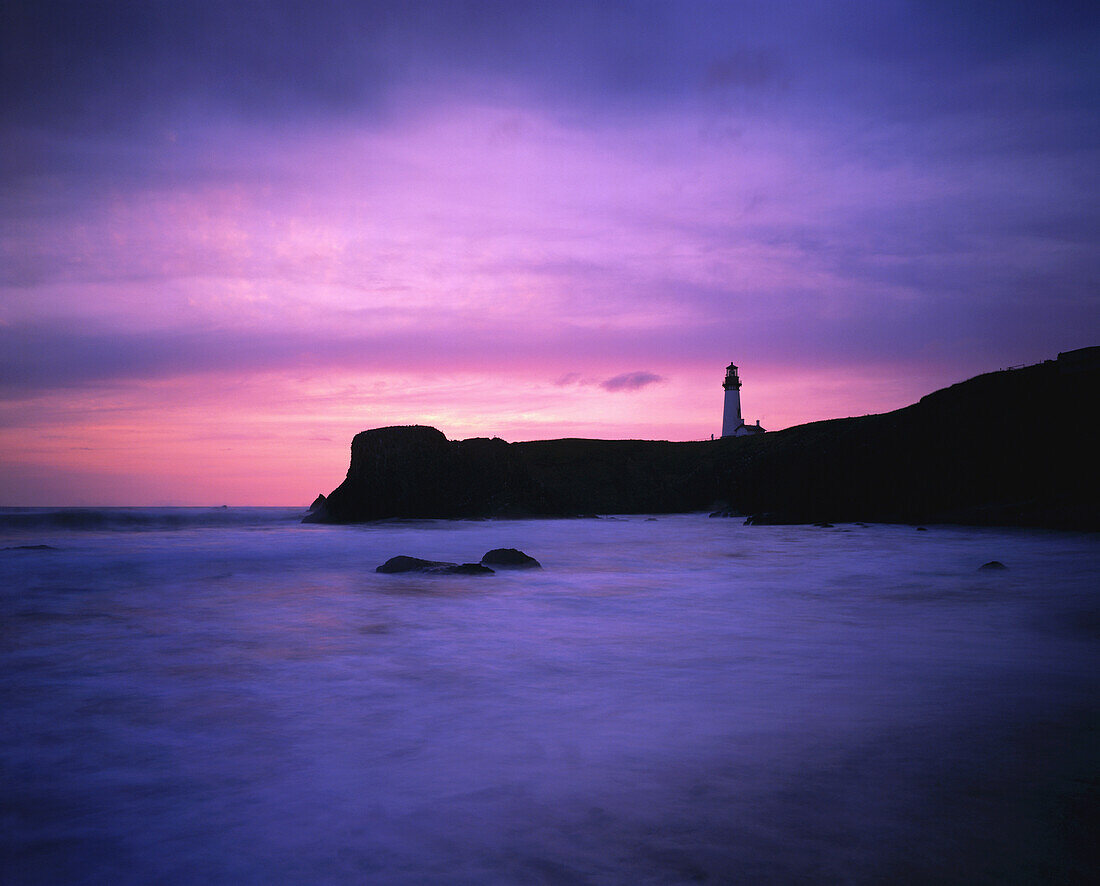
600;372;665;392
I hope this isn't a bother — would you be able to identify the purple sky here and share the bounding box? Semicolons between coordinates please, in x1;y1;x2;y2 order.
2;1;1098;504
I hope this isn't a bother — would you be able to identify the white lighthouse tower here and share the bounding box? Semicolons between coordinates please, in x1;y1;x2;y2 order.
721;362;766;437
721;363;743;436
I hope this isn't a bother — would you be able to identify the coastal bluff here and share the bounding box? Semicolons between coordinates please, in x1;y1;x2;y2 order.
306;350;1099;529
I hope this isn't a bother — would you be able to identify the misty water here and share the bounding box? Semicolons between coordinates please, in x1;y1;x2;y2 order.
2;509;1097;884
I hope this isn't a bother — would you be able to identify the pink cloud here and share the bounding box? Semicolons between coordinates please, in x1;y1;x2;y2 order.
600;372;665;392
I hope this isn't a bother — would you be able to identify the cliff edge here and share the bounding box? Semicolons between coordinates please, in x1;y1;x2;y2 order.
306;349;1100;529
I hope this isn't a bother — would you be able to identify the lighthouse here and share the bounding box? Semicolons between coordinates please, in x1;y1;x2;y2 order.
721;363;766;437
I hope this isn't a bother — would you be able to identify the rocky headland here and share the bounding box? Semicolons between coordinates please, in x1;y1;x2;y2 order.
306;348;1099;529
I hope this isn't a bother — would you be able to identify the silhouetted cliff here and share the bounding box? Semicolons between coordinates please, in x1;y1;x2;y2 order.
307;349;1100;529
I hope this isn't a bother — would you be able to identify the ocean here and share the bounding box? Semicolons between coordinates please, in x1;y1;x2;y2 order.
2;508;1097;884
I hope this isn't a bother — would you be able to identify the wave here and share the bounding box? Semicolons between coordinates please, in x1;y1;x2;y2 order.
0;507;305;533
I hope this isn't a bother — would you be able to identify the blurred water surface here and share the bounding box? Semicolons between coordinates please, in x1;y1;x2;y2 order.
2;509;1098;884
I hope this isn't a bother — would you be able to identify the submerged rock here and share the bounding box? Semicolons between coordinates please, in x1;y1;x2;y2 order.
376;556;494;575
743;512;816;525
480;548;541;568
979;560;1008;570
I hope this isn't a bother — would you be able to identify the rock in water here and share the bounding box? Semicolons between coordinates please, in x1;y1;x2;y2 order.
480;548;542;568
376;556;494;575
302;493;329;523
447;563;495;575
979;560;1008;570
377;556;456;573
743;512;798;525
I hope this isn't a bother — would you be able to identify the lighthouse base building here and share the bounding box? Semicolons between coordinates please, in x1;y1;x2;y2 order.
721;363;766;437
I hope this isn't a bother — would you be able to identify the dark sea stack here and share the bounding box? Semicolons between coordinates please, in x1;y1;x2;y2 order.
308;349;1100;529
341;426;451;520
319;426;529;521
302;493;329;522
481;548;541;568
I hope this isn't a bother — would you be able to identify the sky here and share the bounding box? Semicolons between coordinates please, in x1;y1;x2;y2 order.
1;0;1098;505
